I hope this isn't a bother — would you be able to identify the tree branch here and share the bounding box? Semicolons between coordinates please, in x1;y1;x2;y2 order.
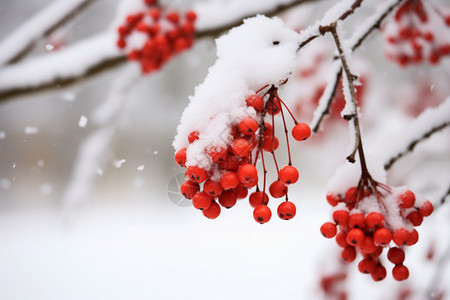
0;0;96;66
0;0;318;104
310;0;404;133
384;121;450;170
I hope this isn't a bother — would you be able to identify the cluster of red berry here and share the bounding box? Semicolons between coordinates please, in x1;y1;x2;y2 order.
321;186;433;281
384;0;450;66
116;0;196;74
175;85;311;223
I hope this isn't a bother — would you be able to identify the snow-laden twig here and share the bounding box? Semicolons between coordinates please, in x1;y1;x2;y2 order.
0;0;317;103
62;65;139;210
0;0;95;66
383;97;450;170
310;0;404;133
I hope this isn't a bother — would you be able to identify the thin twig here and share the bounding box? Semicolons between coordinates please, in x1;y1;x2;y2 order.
384;121;450;170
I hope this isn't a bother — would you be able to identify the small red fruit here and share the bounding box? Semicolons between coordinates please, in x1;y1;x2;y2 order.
238;164;258;183
279;165;299;185
348;213;365;228
253;205;272;224
187;166;209;183
220;171;240;190
218;190;237;209
188;131;200;143
373;228;392;246
277;201;296;220
336;231;348;248
371;264;387;281
346;228;365;246
249;191;269;208
420;200;433;217
332;210;350;226
326;193;340;206
398;190;415;208
180;180;200;199
388;247;405;265
232;138;252;157
392;264;409;281
174;147;187;167
202;201;221;219
365;212;385;229
238;117;259;136
407;211;423;226
192;192;213;210
406;229;419;246
393;228;410;246
291;123;311;141
262;135;279;152
234;184;248;199
341;246;357;262
246;94;264;112
267;99;281;115
269;181;288;198
358;258;376;274
203;179;223;197
320;222;337;238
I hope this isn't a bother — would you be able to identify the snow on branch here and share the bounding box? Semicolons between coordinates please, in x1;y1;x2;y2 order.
0;0;316;103
310;0;404;133
383;97;450;170
0;0;95;66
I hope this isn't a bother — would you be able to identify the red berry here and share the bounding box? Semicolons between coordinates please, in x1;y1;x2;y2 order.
192;192;213;210
188;131;200;143
187;166;209;183
246;94;264;112
320;222;337;238
218;190;237;209
238;164;258;183
203;179;223;197
393;228;410;246
366;212;385;229
349;213;365;229
241;179;258;189
373;228;392;246
291;123;311;141
371;264;387;281
388;247;405;265
267;99;281;115
220;171;240;190
208;147;227;163
234;184;248;199
174;147;187;167
279;165;299;185
249;191;269;208
238;117;259;136
144;0;156;5
392;264;409;281
263;122;273;136
407;211;423;226
202;201;221;219
166;12;179;24
346;228;365;246
253;205;271;224
345;187;358;203
117;39;126;49
262;135;279;152
398;190;415;208
359;235;377;255
277;201;296;220
185;10;197;22
148;8;160;20
420;200;433;217
232;138;252;157
336;231;348;248
358;257;376;274
219;155;240;171
406;229;419;246
180;180;200;199
333;210;350;226
326;193;340;206
269;180;288;198
341;246;357;262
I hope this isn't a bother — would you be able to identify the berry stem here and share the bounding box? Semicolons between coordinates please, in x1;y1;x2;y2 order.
276;96;298;124
271;151;280;176
277;95;293;166
260;146;268;196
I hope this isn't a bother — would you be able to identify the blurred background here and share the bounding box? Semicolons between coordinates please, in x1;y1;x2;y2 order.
0;0;449;299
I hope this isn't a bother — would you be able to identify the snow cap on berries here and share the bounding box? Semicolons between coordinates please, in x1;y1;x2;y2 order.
173;15;300;171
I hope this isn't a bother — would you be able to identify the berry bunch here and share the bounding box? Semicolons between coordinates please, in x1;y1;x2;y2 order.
321;185;434;281
383;0;450;66
175;85;311;223
116;0;196;74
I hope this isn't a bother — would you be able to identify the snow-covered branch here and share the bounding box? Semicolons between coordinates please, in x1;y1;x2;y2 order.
310;0;404;133
383;97;450;170
0;0;316;104
0;0;95;66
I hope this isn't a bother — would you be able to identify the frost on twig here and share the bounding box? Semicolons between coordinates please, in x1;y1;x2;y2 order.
0;0;95;66
383;97;450;170
62;65;139;210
